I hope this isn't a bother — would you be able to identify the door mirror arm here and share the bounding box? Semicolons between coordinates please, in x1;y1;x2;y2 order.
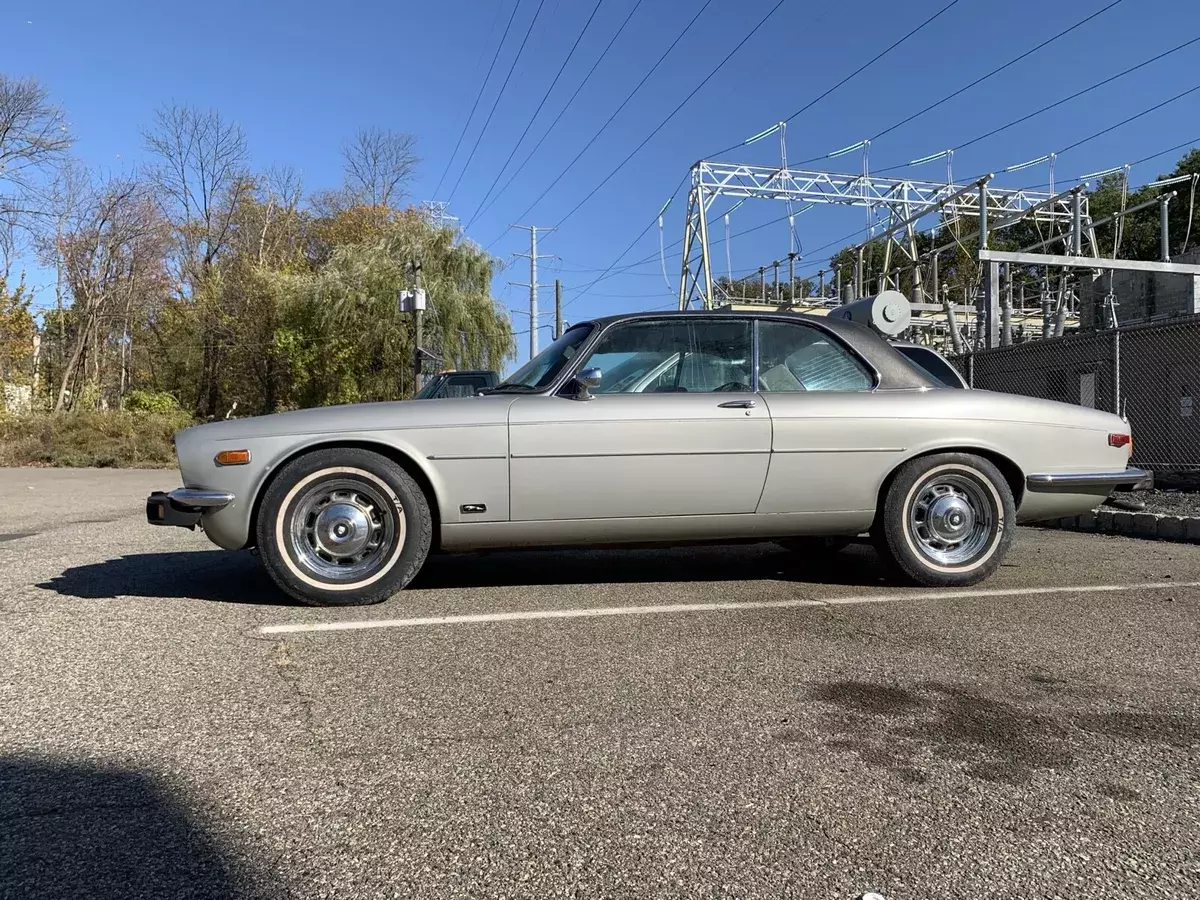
567;367;602;401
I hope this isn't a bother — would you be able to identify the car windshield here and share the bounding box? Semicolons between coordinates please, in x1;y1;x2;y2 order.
413;376;445;400
491;324;595;392
896;345;966;389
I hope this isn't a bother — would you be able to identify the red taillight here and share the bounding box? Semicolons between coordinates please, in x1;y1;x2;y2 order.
1108;433;1131;448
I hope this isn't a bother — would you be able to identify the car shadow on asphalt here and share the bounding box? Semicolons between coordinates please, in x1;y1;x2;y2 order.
38;543;889;603
412;541;892;590
37;550;295;605
0;755;280;899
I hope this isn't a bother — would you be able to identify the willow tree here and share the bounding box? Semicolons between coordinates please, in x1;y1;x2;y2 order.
308;207;513;403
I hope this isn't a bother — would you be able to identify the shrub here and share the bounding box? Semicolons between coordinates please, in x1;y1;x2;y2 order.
124;389;184;415
0;409;195;468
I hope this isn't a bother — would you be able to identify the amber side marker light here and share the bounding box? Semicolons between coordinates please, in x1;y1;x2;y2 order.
1108;433;1131;449
215;449;252;466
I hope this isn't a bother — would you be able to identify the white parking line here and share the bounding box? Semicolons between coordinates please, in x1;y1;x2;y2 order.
259;581;1198;635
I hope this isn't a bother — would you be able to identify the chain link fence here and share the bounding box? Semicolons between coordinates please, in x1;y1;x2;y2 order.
950;315;1200;473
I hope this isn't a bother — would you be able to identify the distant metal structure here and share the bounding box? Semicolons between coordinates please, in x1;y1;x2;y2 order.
420;200;459;228
677;159;1085;318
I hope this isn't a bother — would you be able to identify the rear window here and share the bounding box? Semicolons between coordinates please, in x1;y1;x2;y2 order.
896;345;966;389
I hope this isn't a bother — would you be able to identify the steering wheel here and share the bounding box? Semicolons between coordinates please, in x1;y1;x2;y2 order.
713;381;752;392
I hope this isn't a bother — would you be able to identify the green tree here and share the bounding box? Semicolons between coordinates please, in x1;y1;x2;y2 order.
0;275;35;385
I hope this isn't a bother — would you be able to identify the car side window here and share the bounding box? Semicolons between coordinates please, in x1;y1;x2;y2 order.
440;376;489;398
577;319;753;394
757;320;873;392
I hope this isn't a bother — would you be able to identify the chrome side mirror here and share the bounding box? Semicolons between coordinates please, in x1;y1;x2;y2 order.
572;367;602;401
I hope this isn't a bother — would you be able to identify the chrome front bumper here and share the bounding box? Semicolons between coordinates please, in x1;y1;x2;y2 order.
146;488;235;529
1025;468;1148;493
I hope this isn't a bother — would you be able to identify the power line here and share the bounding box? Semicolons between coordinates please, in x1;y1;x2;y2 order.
1057;84;1200;158
565;0;963;306
476;0;649;237
563;16;1192;314
446;0;551;204
852;0;1126;154
560;174;690;309
875;34;1200;173
498;0;717;237
704;0;964;160
549;0;790;233
465;0;608;229
432;0;523;198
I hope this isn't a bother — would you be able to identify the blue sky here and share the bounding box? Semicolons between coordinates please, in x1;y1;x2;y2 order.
5;0;1200;362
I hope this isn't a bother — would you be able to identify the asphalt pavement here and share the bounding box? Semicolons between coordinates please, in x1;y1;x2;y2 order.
1;467;1198;900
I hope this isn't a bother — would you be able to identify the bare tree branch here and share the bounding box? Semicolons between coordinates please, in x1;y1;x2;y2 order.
342;127;418;207
143;104;250;284
0;74;72;226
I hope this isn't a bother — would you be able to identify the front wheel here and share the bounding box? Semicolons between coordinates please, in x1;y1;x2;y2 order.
875;453;1015;587
257;448;432;606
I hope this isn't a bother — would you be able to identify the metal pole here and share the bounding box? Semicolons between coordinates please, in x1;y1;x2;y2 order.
984;260;1000;349
855;247;864;301
978;181;989;253
1072;188;1083;256
529;226;539;358
412;262;424;395
835;267;843;304
772;260;781;302
817;269;825;299
1041;270;1052;339
787;252;797;302
555;279;562;339
1161;195;1172;262
1111;327;1121;415
759;267;766;300
1002;264;1013;346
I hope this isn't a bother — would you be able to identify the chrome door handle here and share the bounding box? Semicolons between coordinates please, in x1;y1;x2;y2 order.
717;399;756;409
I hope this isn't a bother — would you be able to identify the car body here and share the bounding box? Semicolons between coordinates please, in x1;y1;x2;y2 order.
413;369;499;400
148;310;1143;605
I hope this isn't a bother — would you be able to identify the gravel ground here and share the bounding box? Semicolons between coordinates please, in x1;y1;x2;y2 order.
1106;489;1200;516
2;468;1199;899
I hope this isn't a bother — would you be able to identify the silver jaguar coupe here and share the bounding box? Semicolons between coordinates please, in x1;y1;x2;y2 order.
147;310;1143;606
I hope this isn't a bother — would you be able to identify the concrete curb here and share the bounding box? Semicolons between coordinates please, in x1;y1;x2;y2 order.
1038;510;1200;542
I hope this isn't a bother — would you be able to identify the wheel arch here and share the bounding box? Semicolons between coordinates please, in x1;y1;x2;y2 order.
873;446;1025;529
247;439;444;550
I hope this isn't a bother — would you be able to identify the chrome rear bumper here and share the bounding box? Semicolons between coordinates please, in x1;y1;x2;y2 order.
1025;468;1148;493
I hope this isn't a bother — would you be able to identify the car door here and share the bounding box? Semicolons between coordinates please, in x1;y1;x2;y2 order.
508;317;771;521
754;318;907;517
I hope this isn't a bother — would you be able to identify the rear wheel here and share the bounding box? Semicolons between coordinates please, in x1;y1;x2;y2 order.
875;453;1014;587
257;448;432;606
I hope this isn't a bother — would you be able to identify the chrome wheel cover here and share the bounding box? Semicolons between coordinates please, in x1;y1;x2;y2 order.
907;472;995;567
287;477;402;583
